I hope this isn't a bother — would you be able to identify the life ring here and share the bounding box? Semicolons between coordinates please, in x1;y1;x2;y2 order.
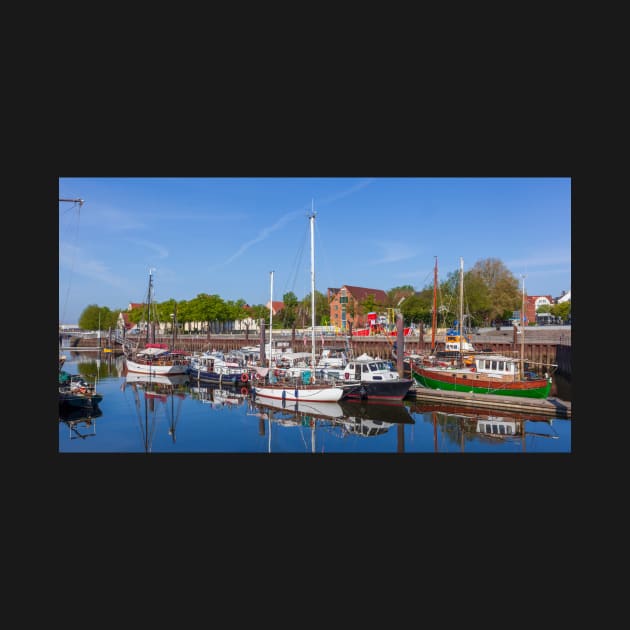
241;386;249;396
470;366;476;372
344;372;350;379
241;373;249;383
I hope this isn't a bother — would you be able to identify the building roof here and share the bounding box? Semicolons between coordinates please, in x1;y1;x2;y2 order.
266;300;285;314
340;285;389;304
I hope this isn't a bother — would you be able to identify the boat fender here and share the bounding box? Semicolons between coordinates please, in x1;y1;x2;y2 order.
241;373;249;383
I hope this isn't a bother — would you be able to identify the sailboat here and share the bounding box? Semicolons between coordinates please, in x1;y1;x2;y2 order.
122;372;188;452
251;206;345;403
123;269;190;376
410;260;553;399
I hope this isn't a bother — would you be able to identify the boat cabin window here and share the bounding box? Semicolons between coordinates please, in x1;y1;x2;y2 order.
363;365;370;373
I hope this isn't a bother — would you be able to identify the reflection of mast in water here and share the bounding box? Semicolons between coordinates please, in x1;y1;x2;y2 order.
397;422;404;453
433;411;438;453
129;381;158;453
166;388;185;444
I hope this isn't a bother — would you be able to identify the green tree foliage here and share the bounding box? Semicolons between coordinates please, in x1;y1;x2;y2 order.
249;304;270;327
85;256;564;333
467;258;520;324
551;301;571;320
78;304;117;330
387;285;415;308
300;290;328;326
400;293;432;326
280;291;299;329
360;293;381;315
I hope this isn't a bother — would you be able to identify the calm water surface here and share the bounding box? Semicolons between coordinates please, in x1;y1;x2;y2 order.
58;352;572;453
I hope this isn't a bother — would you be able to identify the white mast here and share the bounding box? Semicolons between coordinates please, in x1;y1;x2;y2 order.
310;201;316;374
520;274;526;380
269;270;274;368
459;257;464;366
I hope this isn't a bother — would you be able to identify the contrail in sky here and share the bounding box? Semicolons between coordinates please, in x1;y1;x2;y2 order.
218;179;374;267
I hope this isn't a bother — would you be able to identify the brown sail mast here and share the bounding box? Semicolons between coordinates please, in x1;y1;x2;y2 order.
431;256;438;353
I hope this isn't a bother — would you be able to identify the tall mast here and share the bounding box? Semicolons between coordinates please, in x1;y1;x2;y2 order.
458;257;464;367
310;202;316;371
520;275;526;380
269;270;274;368
431;256;438;353
146;269;154;345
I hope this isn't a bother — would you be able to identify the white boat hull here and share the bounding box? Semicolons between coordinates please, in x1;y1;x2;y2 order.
253;397;344;419
252;385;344;403
125;358;188;376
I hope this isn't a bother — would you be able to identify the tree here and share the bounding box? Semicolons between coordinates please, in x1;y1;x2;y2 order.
78;304;115;330
360;293;381;318
399;293;432;326
387;285;415;308
467;258;520;324
300;290;328;327
280;291;299;330
551;301;571;321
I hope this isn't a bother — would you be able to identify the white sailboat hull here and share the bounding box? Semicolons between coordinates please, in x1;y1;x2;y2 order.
125;358;189;376
252;385;344;403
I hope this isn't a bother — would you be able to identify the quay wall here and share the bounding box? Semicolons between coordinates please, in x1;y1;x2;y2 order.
64;327;571;378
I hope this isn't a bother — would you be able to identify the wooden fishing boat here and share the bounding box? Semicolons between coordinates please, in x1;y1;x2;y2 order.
411;263;553;399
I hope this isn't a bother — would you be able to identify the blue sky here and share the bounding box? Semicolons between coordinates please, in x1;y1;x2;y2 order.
58;177;571;324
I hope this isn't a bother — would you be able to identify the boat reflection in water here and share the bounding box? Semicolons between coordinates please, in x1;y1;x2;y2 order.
189;382;249;409
122;372;189;451
407;400;561;452
249;394;415;452
59;404;103;441
337;400;414;438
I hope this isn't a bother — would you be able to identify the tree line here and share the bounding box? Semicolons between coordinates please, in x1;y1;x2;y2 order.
77;258;571;331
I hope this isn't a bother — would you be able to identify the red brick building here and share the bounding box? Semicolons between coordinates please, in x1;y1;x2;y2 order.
327;285;389;331
524;295;553;324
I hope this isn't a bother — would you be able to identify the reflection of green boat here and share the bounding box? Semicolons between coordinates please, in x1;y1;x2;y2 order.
411;354;552;399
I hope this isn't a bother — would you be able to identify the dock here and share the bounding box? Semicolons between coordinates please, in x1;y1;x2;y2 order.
405;386;571;418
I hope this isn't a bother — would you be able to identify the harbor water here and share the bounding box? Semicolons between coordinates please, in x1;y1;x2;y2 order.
58;351;571;453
